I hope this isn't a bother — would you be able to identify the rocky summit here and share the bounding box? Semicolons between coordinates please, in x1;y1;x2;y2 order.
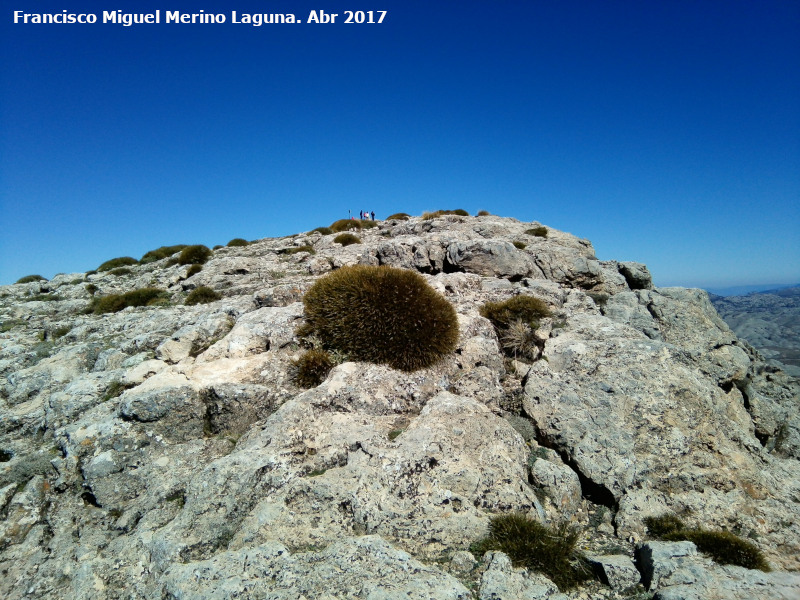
1;213;799;600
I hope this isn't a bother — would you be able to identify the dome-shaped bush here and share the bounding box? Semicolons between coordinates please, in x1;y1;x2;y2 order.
178;245;212;266
185;286;221;305
292;349;334;388
333;233;361;246
302;266;459;371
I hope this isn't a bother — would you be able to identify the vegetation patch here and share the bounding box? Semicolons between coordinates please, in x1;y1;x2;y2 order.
422;209;469;219
525;226;548;238
301;265;459;371
330;219;362;233
102;380;134;402
178;245;212;266
0;319;26;333
109;267;132;276
85;284;98;296
481;296;551;360
140;245;188;264
227;238;249;247
471;513;594;591
333;233;361;246
644;514;770;571
386;213;410;220
360;220;378;229
291;349;334;388
28;293;63;302
89;288;167;314
186;264;203;277
185;286;221;305
98;256;138;272
280;245;316;255
477;210;491;216
16;274;47;284
512;241;526;249
312;226;333;235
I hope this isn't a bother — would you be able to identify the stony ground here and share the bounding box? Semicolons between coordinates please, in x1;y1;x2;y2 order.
1;214;799;599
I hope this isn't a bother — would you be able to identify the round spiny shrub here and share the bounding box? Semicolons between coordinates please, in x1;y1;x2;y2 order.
386;213;410;221
109;267;132;276
471;513;594;591
185;286;221;305
16;274;47;284
644;514;686;538
422;209;469;220
678;529;770;572
312;226;333;235
178;245;211;266
92;288;165;314
227;238;249;247
98;256;138;272
213;245;223;250
330;219;362;233
477;210;491;216
333;233;361;246
140;245;187;264
302;265;459;371
292;349;333;388
186;264;203;277
481;295;551;330
85;284;98;295
513;241;526;249
360;220;378;229
525;226;548;238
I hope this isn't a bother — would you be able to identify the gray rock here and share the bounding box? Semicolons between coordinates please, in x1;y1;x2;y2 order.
586;553;641;590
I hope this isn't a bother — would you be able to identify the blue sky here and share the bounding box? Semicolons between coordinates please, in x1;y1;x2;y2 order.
1;0;798;288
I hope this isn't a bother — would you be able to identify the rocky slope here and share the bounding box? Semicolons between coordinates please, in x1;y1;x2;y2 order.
711;287;800;377
1;214;799;600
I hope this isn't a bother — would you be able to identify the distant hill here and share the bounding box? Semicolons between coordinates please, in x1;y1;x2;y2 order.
706;283;799;297
710;286;800;376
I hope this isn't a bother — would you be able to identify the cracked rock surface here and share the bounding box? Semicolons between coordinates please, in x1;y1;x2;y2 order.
1;213;798;598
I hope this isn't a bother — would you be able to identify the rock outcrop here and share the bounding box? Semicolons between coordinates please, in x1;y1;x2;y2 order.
1;213;798;599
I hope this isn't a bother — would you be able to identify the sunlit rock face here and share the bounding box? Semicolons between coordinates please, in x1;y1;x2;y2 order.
1;213;798;599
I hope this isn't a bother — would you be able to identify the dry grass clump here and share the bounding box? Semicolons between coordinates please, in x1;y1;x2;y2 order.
16;275;47;284
644;514;770;571
291;349;334;388
312;226;333;235
421;209;469;219
186;264;203;277
477;210;491;216
525;226;548;238
330;219;362;233
513;241;526;249
471;513;594;591
333;233;361;246
481;296;551;360
178;245;212;266
386;213;410;220
227;238;249;247
185;286;221;305
140;245;188;264
301;265;459;371
90;288;167;314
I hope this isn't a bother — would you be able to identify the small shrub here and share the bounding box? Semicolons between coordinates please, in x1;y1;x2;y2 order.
140;245;188;263
98;256;138;272
645;514;770;571
386;213;410;221
178;245;212;266
227;238;249;247
471;513;594;591
164;257;180;267
312;227;333;235
422;209;469;220
91;288;166;314
213;245;223;250
185;286;221;305
360;220;378;229
280;245;316;255
109;267;132;276
525;226;548;238
512;241;526;249
388;429;404;441
102;380;133;402
481;296;551;330
186;264;203;277
85;270;97;276
0;319;26;333
500;319;539;360
52;326;71;340
16;274;46;284
477;210;491;216
291;349;333;388
334;233;361;246
28;294;62;302
330;219;362;233
301;265;459;371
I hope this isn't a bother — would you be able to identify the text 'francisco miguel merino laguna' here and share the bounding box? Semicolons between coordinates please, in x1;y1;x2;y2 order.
13;10;387;26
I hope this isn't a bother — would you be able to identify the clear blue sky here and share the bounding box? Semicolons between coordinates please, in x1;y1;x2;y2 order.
2;1;798;288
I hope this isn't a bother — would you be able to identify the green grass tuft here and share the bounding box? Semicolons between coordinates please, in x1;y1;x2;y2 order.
302;265;459;371
333;233;361;246
16;274;47;284
90;288;167;314
481;295;551;330
140;245;188;264
178;245;212;266
98;257;138;272
471;513;594;591
421;209;469;220
291;349;334;388
330;219;362;233
109;267;132;276
185;286;221;305
227;238;249;247
513;241;526;249
186;264;203;277
525;226;548;238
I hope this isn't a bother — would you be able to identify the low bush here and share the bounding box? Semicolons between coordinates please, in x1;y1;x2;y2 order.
90;288;166;314
140;245;188;264
213;245;223;250
186;264;203;277
334;233;361;246
85;284;98;295
644;514;770;571
280;245;316;255
330;219;362;233
386;213;410;220
227;238;249;247
471;513;594;591
481;295;551;330
109;267;132;276
513;241;526;249
360;220;378;229
185;286;221;305
525;226;548;238
98;257;138;272
28;294;62;302
301;265;459;371
178;245;212;266
291;349;333;388
312;227;333;235
477;210;491;216
16;274;46;284
421;209;469;220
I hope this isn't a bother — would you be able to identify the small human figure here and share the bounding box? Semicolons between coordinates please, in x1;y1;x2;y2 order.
371;211;375;221
359;210;363;220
